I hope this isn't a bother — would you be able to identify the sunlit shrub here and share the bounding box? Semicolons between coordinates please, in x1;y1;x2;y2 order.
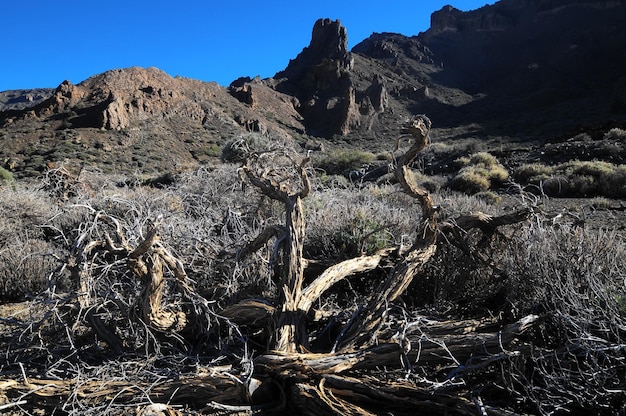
513;163;554;183
451;152;509;194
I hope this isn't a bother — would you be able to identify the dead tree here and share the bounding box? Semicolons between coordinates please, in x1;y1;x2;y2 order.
239;151;312;353
1;116;538;414
238;116;532;355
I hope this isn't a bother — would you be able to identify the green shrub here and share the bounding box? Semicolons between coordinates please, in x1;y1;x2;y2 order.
450;152;509;194
486;164;510;183
410;171;446;193
314;150;376;175
468;151;499;167
451;168;491;193
513;163;554;183
0;166;14;183
563;160;615;177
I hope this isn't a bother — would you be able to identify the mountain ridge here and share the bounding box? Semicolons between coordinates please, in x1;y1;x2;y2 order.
2;0;625;178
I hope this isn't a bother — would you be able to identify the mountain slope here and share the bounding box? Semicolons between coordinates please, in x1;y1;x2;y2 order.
1;0;625;178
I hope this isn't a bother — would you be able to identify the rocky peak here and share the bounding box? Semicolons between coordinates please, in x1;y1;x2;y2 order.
274;18;353;93
309;18;350;62
48;80;88;114
272;19;363;137
429;5;464;34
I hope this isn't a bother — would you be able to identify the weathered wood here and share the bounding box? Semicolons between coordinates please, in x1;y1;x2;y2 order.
0;368;253;409
142;253;187;331
321;374;476;416
220;299;275;327
237;224;286;261
337;115;439;351
241;156;312;353
297;248;396;315
255;314;538;375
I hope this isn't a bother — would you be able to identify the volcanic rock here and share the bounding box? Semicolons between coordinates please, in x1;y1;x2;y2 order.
2;0;626;178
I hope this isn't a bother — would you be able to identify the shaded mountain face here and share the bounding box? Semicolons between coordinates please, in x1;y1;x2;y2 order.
415;0;626;132
1;0;626;178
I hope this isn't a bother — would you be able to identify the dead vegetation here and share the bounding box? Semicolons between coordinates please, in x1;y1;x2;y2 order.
1;117;625;415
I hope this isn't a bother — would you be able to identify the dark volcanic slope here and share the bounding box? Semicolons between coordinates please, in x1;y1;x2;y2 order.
2;0;626;178
351;0;626;137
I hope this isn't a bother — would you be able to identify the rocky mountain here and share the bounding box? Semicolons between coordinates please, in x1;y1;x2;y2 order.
2;0;625;178
0;89;54;111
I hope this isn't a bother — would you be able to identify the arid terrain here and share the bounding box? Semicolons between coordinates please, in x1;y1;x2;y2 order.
1;1;626;415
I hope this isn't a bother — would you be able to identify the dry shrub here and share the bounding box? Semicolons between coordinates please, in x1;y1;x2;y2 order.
304;185;419;260
406;191;508;311
0;185;56;234
498;222;626;414
604;127;626;140
513;163;554;183
451;152;509;194
515;160;626;198
404;192;626;413
0;238;60;300
0;185;67;300
313;149;376;176
220;132;277;163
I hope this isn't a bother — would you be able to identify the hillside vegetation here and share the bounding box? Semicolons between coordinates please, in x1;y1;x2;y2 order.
1;118;624;415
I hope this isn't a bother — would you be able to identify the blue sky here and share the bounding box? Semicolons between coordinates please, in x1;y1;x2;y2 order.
2;1;493;91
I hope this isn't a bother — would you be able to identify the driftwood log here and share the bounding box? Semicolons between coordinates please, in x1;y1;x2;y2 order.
0;116;538;414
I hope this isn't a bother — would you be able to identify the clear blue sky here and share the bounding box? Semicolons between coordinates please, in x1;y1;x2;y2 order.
2;1;493;92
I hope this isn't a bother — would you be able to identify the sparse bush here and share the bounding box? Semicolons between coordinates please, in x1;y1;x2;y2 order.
450;152;509;194
318;172;351;188
603;165;626;198
221;133;276;162
304;185;418;261
313;149;376;176
427;141;454;155
515;160;626;198
589;196;614;209
474;190;502;204
513;163;554;183
0;238;61;300
0;166;14;183
604;127;626;140
410;171;446;193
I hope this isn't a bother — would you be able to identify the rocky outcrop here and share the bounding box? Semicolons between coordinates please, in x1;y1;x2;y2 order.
273;18;356;137
273;19;395;137
428;0;626;36
0;89;54;111
99;92;129;130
